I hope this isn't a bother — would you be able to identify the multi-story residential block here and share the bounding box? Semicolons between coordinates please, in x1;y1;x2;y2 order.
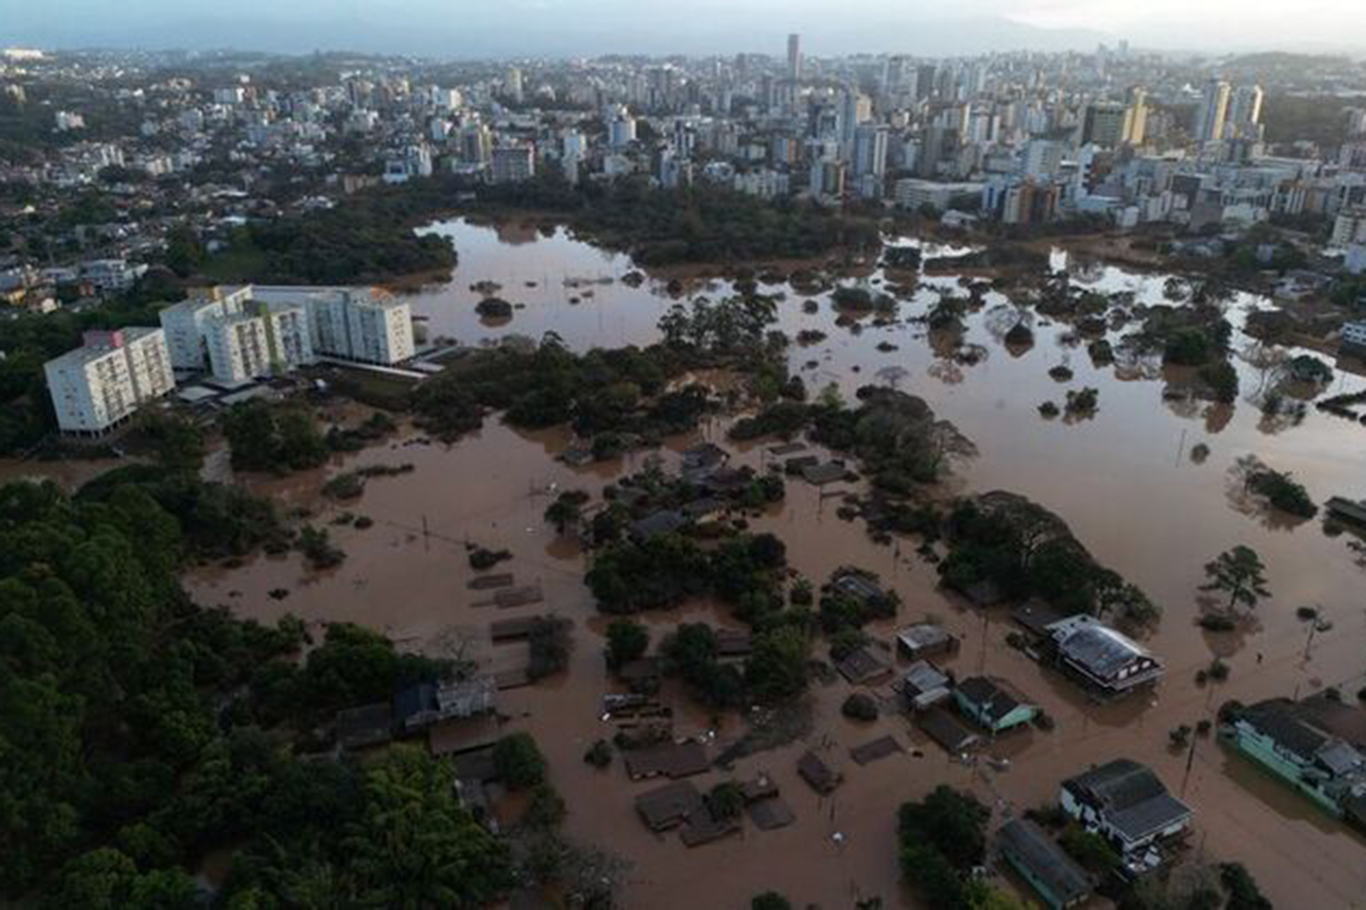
162;285;407;379
490;145;536;183
159;286;257;370
250;286;414;365
44;328;174;435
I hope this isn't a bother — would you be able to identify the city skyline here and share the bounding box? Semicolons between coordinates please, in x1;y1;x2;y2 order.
6;0;1366;58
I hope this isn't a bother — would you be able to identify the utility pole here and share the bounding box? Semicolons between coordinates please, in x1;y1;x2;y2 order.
978;610;989;674
1180;725;1198;799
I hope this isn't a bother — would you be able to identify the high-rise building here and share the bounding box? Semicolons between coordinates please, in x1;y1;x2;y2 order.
44;328;175;435
159;286;256;370
1081;102;1126;148
162;286;413;375
458;123;492;165
491;145;536;183
852;124;889;180
1122;88;1149;145
201;301;314;384
608;113;637;148
250;287;413;366
839;89;871;148
1228;84;1265;139
504;67;524;104
1195;79;1231;143
787;33;802;81
914;65;937;101
1023;140;1064;179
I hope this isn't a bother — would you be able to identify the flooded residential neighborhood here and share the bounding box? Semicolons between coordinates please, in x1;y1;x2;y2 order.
9;28;1366;910
163;218;1366;908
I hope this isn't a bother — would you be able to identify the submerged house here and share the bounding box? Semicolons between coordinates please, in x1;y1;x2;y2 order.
897;660;953;712
1222;696;1366;828
1060;759;1192;874
395;677;497;733
896;622;960;661
954;676;1037;734
1046;615;1163;698
996;818;1093;910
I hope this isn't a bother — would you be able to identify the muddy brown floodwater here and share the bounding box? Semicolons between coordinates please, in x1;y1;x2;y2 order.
46;217;1366;908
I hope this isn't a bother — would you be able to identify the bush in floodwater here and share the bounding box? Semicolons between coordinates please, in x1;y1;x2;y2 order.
583;739;613;768
322;472;365;500
296;525;344;569
842;693;879;722
468;546;511;570
605;618;649;671
1248;469;1317;519
706;781;745;820
1198;613;1237;632
526;616;573;680
493;732;547;790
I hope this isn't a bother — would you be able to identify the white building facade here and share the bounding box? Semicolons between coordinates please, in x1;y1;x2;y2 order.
44;328;175;435
161;285;407;382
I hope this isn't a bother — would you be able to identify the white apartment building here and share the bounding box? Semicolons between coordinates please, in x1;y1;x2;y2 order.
164;284;411;381
1333;208;1366;249
248;286;414;365
159;286;257;369
44;328;175;435
201;300;313;384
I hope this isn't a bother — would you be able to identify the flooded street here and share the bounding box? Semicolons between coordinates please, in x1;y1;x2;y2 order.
174;217;1366;908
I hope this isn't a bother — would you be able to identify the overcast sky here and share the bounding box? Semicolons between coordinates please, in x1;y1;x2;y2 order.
5;0;1363;57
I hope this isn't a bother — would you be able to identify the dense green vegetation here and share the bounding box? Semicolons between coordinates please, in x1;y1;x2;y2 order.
897;787;1023;910
200;171;878;285
414;336;701;443
727;385;975;495
1247;466;1317;518
938;491;1160;630
202;183;459;285
77;464;291;560
472;173;881;266
223;401;331;474
659;619;812;707
1201;545;1271;613
587;532;787;618
0;473;515;905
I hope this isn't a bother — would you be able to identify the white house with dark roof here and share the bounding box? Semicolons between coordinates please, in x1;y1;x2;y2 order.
1060;759;1192;873
1046;614;1163;697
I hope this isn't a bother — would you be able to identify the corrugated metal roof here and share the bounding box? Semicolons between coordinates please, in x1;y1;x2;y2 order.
998;819;1092;905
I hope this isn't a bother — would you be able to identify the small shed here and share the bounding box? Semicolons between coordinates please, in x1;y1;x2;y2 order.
917;707;981;754
896;623;959;661
897;660;953;712
635;781;704;831
797;750;843;794
836;646;893;685
801;462;848;485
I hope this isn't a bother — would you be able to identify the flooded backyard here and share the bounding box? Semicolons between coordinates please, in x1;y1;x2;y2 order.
169;218;1366;907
